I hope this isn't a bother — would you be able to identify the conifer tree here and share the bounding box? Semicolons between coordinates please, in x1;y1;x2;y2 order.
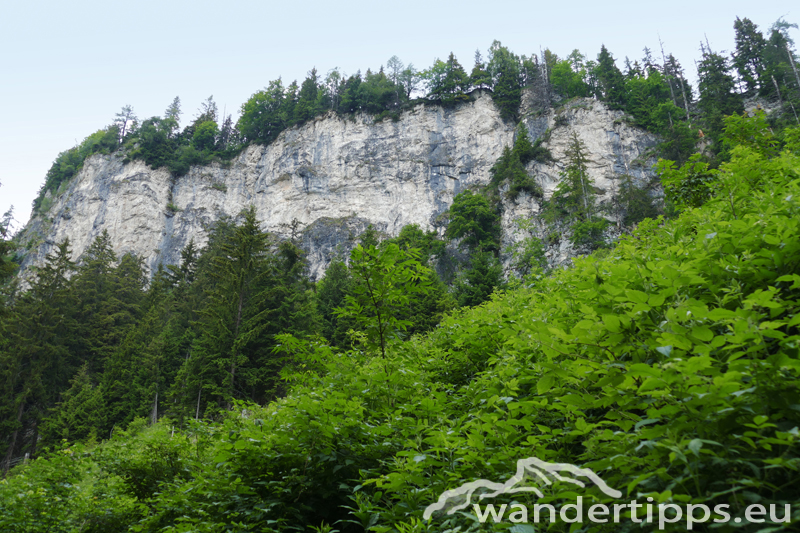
0;240;75;469
733;17;768;95
187;207;271;413
595;45;627;108
41;363;105;444
487;41;523;120
551;132;595;220
697;47;744;143
70;232;145;372
469;50;491;90
294;68;321;124
453;251;505;308
316;260;355;348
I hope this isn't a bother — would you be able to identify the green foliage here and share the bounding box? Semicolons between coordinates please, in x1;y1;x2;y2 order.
424;53;470;106
569;216;608;249
336;243;431;359
390;223;445;263
487;40;523;120
721;110;780;157
469;51;492;89
453;251;505;308
507;218;548;277
445;190;501;253
657;153;717;210
489;146;542;201
624;69;672;130
191;120;219;151
181;207;316;415
316;259;355;348
33;125;119;212
548;132;596;221
488;124;551;201
4;116;800;531
617;175;660;226
697;49;744;146
595;45;627;108
237;79;288;145
550;58;590;98
41;363;105;443
0;195;16;292
733;17;769;96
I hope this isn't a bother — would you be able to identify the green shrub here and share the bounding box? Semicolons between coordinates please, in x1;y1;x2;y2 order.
570;216;608;249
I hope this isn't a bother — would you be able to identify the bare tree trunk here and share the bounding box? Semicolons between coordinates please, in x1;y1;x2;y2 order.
2;403;25;475
772;74;784;107
150;391;158;426
195;388;202;421
228;289;245;404
678;73;691;122
786;43;800;93
659;36;677;107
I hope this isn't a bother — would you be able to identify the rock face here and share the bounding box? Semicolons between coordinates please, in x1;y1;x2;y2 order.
18;92;659;280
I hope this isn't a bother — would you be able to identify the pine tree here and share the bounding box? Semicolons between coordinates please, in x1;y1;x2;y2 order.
487;41;523;120
41;363;105;443
595;45;627;109
70;232;145;372
762;18;800;105
469;50;491;90
551;132;595;220
697;47;744;142
294;68;321;124
664;54;693;121
316;260;355;348
453;251;505;308
733;17;768;95
0;240;75;470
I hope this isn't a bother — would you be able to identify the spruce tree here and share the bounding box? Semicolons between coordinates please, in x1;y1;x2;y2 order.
0;240;75;469
551;132;595;220
41;363;106;444
294;68;320;124
316;260;355;348
733;17;768;95
697;48;744;143
453;251;505;308
487;41;523;120
469;50;491;90
595;45;627;109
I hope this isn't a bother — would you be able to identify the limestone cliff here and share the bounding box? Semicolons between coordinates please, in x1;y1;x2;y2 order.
18;92;659;279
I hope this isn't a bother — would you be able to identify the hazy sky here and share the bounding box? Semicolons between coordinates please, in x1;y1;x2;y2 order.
1;0;796;230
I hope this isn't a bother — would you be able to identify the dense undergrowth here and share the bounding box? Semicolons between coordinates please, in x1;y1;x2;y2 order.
2;118;799;532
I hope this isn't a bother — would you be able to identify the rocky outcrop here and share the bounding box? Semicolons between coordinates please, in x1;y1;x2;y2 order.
18;92;660;280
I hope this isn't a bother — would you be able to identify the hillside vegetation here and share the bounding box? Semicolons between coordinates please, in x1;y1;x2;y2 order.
0;114;799;531
1;15;800;533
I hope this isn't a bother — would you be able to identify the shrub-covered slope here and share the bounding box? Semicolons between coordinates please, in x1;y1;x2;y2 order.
1;119;799;532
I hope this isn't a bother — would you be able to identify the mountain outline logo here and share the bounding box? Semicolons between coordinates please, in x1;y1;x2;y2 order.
423;456;622;519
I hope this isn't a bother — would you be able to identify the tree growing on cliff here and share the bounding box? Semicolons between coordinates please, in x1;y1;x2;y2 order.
487;41;523;120
445;190;501;253
594;45;627;108
114;105;137;145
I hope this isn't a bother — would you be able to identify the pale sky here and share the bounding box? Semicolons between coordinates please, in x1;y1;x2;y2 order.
1;0;796;231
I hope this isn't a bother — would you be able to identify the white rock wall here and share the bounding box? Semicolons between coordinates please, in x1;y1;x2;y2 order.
19;93;659;279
